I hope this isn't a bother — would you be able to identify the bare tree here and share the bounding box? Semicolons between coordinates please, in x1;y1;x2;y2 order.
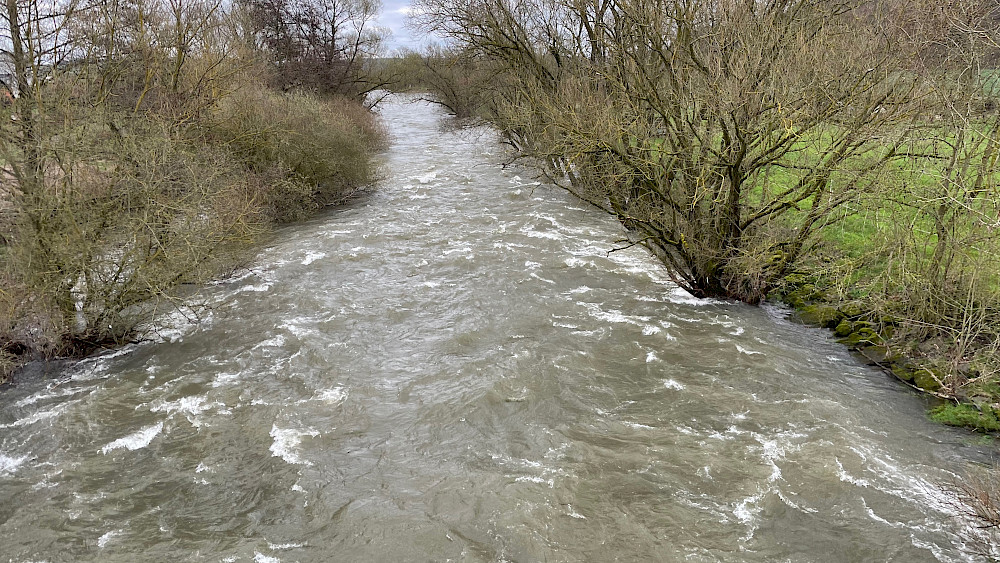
415;0;921;302
241;0;387;98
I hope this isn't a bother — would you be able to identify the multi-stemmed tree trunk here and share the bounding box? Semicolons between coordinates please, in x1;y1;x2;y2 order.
414;0;921;302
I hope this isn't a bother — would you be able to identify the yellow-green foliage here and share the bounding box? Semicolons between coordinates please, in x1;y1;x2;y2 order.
204;91;386;221
0;86;384;359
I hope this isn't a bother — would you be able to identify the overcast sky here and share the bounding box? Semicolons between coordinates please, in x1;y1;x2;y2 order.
376;1;431;53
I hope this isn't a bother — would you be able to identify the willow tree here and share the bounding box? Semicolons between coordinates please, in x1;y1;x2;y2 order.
415;0;919;302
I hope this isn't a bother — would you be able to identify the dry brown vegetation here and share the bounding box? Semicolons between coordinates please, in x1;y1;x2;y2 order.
0;0;388;380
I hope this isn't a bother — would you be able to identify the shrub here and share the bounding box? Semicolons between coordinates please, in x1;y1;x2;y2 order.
204;90;386;221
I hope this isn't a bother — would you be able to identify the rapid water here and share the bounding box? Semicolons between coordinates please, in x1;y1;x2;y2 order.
0;95;993;562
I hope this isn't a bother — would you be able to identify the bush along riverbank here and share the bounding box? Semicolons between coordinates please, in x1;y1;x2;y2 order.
0;0;388;383
773;270;1000;434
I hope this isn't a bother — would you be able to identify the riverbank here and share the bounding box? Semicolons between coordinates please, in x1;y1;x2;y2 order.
773;264;1000;434
0;89;385;385
0;96;986;561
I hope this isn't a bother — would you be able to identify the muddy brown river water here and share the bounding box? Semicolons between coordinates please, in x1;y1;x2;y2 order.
0;95;994;562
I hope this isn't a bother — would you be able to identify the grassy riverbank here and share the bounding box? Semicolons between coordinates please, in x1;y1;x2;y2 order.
773;220;1000;432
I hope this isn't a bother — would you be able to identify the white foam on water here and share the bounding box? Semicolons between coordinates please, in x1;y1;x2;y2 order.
757;438;784;482
642;325;661;335
148;307;215;344
254;553;281;563
861;497;902;528
836;458;871;488
32;468;62;490
255;335;286;349
663;379;685;390
301;252;326;265
268;542;304;550
415;171;438;184
0;404;69;429
646;351;659;363
665;287;714;306
269;425;319;465
776;490;816;514
530;272;556;284
213;269;257;285
514;475;554;487
97;529;123;548
623;421;655;430
422;281;441;288
101;422;163;454
150;396;215;416
237;283;272;293
278;318;317;338
150;396;228;427
0;453;29;474
519;226;565;241
211;371;241;388
314;387;348;405
15;384;88;408
195;462;211;473
736;344;763;356
578;302;651;327
564;257;594;268
733;490;766;526
66;345;140;380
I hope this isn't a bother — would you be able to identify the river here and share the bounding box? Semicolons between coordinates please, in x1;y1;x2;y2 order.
0;95;993;562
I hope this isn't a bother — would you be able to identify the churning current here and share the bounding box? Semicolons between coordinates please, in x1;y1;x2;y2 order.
0;95;992;562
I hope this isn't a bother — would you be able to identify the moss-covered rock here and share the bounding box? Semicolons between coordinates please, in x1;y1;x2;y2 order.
834;320;854;337
799;304;844;329
841;326;881;347
783;289;811;308
838;303;865;319
912;367;944;392
929;404;1000;432
891;363;916;382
